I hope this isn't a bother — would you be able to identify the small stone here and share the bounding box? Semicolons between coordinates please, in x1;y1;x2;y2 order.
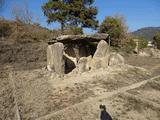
108;53;125;66
77;56;91;73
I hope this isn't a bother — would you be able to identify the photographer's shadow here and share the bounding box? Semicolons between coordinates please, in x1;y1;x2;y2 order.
99;104;112;120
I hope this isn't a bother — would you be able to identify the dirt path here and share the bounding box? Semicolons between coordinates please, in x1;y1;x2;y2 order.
9;71;21;120
36;75;160;120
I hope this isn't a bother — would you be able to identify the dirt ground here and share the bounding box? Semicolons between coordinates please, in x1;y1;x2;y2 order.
0;54;160;120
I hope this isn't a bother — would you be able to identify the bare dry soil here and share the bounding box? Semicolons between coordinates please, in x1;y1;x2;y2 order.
0;54;160;120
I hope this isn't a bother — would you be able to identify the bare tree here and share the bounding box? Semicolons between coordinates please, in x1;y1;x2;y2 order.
11;0;32;24
23;0;32;24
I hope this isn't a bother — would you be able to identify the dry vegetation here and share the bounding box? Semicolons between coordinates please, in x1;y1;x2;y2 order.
0;67;17;119
0;19;58;43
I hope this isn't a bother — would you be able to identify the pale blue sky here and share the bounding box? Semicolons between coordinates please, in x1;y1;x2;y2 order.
1;0;160;33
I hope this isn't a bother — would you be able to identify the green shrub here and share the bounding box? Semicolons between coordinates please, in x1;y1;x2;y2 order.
98;16;128;47
153;32;160;49
0;22;11;37
137;37;148;50
122;39;136;53
69;27;83;35
64;26;83;35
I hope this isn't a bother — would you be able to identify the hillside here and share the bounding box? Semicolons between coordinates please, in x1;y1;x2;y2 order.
0;19;60;43
0;19;58;69
0;19;82;69
132;27;160;40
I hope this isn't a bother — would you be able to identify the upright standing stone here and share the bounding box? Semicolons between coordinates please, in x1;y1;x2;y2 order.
77;56;91;73
133;39;139;53
93;40;110;58
91;40;110;69
47;43;65;74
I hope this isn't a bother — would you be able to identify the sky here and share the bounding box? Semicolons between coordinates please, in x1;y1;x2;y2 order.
0;0;160;33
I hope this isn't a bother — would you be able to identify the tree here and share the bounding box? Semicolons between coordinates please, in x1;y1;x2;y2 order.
11;0;32;24
136;36;148;50
99;15;128;47
153;32;160;49
67;0;98;29
64;26;83;35
0;20;11;37
122;38;136;53
42;0;98;34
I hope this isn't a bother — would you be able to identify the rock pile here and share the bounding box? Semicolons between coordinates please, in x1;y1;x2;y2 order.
77;40;125;73
139;48;160;58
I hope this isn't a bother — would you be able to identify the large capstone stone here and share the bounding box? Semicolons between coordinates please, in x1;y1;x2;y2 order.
47;43;65;74
108;53;125;66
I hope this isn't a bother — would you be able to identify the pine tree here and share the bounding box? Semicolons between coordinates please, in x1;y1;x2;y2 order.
42;0;98;34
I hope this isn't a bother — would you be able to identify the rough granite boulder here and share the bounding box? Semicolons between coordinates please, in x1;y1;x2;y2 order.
108;53;125;66
93;40;110;58
77;56;91;73
139;48;160;58
47;43;65;74
91;40;110;69
151;48;160;58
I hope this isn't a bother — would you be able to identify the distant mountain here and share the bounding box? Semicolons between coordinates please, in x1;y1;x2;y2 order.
132;27;160;41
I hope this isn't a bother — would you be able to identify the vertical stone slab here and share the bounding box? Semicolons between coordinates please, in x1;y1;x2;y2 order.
47;43;65;74
93;40;109;58
91;40;110;69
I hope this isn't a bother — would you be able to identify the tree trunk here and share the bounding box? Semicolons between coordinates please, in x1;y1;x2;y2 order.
61;22;64;35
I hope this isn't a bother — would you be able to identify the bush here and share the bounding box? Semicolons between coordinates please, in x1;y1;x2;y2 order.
138;37;148;50
132;36;148;50
0;22;11;37
64;26;83;35
153;32;160;49
122;39;136;53
99;15;128;47
69;27;83;35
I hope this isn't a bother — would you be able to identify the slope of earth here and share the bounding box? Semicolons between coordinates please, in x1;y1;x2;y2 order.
0;19;58;43
0;41;47;70
0;20;52;71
